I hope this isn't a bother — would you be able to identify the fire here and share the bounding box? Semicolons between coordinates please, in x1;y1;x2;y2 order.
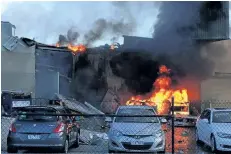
55;43;86;54
126;65;189;114
67;44;86;53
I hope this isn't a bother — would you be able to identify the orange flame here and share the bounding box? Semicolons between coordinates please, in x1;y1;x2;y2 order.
126;65;189;114
55;43;86;54
67;44;86;53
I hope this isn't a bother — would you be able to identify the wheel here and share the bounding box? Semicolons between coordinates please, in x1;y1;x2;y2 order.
7;146;18;153
211;135;217;153
60;139;69;154
195;129;203;145
73;132;80;148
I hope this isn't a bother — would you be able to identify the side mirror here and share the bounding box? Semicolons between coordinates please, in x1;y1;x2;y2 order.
203;118;209;123
161;118;167;124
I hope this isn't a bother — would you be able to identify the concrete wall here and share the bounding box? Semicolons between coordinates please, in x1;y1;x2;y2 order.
1;45;36;96
200;40;231;104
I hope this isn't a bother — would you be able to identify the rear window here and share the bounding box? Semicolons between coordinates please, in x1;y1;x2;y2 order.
18;108;58;122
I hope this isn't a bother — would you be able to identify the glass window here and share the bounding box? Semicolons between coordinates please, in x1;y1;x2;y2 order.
115;108;159;123
212;111;231;123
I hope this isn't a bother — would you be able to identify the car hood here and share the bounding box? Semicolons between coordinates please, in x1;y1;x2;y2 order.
212;123;231;134
110;122;161;135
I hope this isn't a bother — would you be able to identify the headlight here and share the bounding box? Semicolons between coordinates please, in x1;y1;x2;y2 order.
110;129;123;137
154;130;163;138
217;132;231;138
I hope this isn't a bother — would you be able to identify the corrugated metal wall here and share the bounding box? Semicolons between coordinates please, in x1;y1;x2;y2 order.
35;48;73;99
194;1;229;40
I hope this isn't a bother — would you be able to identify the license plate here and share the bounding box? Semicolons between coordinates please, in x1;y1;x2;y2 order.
131;141;144;145
28;135;41;140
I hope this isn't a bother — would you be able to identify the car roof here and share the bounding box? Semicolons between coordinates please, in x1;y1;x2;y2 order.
118;105;155;110
19;105;66;111
207;108;231;112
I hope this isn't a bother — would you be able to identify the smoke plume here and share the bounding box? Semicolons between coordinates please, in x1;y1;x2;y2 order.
57;27;80;45
110;2;229;95
152;1;228;79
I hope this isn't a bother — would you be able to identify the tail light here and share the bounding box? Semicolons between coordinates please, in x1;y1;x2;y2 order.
53;122;65;133
10;124;16;133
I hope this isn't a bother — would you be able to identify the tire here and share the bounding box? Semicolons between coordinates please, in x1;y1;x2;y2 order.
211;135;218;153
73;132;80;148
59;139;69;154
7;146;18;153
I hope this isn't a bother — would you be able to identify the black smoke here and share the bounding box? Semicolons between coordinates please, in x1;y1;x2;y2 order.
84;18;135;47
152;1;228;79
110;2;229;95
110;51;159;94
57;28;80;45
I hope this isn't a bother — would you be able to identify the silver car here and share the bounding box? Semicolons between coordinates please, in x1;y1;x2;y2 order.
108;105;166;153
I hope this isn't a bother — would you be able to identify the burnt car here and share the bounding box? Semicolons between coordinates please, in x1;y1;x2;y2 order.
7;105;80;153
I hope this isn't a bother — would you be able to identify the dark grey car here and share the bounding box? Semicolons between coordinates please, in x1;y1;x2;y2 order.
7;105;80;153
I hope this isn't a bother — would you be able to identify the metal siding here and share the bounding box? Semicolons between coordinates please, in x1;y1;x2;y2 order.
35;68;59;99
35;49;73;78
59;75;71;98
194;1;229;40
35;48;73;99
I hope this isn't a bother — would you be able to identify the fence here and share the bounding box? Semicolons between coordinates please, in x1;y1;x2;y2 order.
1;98;231;154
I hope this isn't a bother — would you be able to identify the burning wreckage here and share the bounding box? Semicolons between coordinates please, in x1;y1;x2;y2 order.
125;65;197;127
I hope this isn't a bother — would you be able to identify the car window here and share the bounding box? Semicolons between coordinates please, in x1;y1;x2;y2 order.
18;108;58;122
115;108;159;123
212;111;231;123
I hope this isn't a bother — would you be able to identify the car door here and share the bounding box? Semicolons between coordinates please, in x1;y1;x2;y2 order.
197;110;208;142
203;110;212;145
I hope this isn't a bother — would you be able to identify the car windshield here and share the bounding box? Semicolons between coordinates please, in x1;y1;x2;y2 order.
115;108;159;123
212;111;231;123
18;108;57;122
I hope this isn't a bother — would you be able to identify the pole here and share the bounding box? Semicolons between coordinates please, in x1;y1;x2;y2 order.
171;97;175;154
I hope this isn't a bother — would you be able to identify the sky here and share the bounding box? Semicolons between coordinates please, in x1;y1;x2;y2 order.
1;1;160;46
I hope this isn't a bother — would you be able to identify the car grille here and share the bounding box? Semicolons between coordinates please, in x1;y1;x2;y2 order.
122;142;153;150
123;135;152;139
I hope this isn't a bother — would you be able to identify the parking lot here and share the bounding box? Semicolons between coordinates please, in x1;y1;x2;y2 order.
1;116;215;154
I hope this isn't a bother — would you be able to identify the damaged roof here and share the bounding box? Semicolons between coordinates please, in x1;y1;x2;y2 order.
55;94;104;115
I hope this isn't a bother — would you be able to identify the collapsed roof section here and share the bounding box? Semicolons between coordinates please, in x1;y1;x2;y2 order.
55;94;104;115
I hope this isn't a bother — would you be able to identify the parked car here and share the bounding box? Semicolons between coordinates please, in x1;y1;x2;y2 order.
196;108;231;153
7;105;80;153
108;105;166;153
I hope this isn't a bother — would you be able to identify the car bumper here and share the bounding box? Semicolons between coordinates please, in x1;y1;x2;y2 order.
216;136;231;151
7;132;66;149
108;136;165;152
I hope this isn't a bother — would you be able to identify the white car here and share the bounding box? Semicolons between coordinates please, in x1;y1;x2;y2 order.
196;108;231;152
108;105;166;153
